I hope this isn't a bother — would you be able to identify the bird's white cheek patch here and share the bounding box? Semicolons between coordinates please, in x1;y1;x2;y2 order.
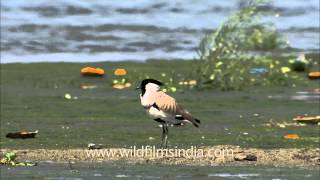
140;92;155;107
140;98;152;107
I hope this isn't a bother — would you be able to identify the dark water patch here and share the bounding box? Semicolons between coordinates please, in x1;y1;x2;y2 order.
84;24;207;34
258;5;319;16
1;6;11;12
7;24;50;33
1;41;23;51
150;2;167;9
127;41;192;52
42;43;67;53
26;42;67;53
89;6;111;16
65;6;92;15
65;32;122;42
23;6;61;17
0;41;22;51
283;27;320;33
1;40;67;53
5;23;208;35
95;24;170;33
200;6;233;13
181;40;194;45
127;41;163;51
22;5;93;17
169;7;185;13
24;41;50;53
116;8;150;14
58;25;93;32
77;45;137;53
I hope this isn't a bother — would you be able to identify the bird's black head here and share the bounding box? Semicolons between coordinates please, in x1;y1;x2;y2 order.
137;79;163;96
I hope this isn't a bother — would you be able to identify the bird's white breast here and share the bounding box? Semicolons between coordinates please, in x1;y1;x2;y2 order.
140;92;153;107
147;107;179;124
147;106;167;119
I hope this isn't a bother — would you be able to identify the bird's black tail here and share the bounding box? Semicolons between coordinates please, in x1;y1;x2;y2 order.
192;118;201;127
176;105;201;128
181;112;200;127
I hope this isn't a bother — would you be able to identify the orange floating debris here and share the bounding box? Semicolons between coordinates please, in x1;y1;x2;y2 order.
293;115;320;124
308;72;320;79
284;134;299;140
81;67;104;76
114;68;127;76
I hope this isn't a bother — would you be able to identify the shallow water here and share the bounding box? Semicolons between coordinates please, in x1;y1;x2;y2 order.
1;0;319;63
1;162;319;179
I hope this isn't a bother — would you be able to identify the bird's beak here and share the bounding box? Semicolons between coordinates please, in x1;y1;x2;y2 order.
135;86;140;90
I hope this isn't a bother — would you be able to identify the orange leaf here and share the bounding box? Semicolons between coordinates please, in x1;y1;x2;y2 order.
114;68;127;76
308;72;320;79
283;134;299;139
81;67;104;76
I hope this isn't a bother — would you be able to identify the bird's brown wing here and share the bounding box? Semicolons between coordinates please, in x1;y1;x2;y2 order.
153;91;177;114
154;91;200;127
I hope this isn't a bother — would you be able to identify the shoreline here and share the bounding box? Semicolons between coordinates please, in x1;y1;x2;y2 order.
1;145;319;167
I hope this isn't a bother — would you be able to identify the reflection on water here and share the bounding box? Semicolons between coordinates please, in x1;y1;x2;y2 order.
1;0;319;63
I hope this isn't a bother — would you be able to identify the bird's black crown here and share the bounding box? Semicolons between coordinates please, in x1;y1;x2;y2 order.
138;79;163;95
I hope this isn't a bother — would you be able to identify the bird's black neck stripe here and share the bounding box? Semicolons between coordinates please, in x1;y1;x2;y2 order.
152;103;160;110
141;88;146;96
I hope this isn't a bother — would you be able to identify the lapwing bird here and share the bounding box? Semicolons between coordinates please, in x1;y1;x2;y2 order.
137;79;200;148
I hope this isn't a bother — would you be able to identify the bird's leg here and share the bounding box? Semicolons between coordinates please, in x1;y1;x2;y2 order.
163;123;169;148
160;123;165;148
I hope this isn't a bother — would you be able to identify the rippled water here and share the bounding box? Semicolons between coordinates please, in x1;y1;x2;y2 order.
1;162;319;179
1;0;319;63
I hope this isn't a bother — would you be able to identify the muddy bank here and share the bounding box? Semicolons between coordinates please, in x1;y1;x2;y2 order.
1;145;319;167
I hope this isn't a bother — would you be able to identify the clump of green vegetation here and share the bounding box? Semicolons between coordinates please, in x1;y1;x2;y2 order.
0;152;36;166
196;0;295;90
288;53;310;72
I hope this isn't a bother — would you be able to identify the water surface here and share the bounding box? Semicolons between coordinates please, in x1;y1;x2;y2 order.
1;162;319;179
1;0;319;63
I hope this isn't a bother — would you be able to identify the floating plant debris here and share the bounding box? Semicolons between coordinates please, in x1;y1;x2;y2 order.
293;116;320;124
81;67;105;76
283;134;300;140
6;130;38;139
308;72;320;79
114;68;127;76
